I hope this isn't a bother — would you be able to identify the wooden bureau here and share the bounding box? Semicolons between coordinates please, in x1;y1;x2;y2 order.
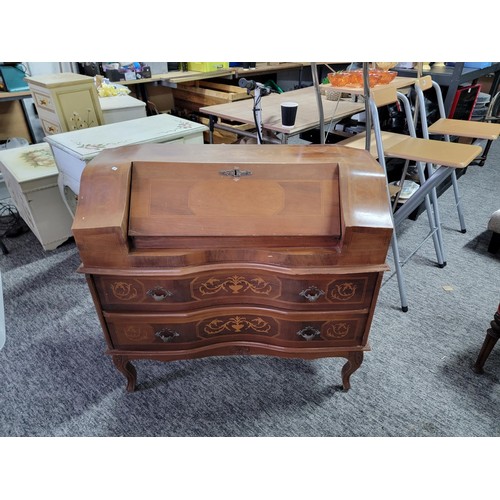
72;143;393;392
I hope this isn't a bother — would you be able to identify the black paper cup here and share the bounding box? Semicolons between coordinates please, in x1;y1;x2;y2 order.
281;101;298;127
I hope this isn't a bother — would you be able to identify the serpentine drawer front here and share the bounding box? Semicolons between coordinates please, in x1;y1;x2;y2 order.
104;309;369;350
94;272;378;312
73;143;393;392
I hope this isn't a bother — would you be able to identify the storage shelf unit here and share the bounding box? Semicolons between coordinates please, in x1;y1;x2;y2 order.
396;63;500;115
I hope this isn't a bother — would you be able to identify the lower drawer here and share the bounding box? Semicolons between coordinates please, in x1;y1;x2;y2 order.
103;308;369;350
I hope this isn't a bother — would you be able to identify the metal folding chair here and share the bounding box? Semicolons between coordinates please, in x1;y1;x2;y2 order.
338;85;482;311
413;76;500;233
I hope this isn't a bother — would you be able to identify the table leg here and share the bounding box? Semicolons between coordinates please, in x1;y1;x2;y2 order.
208;115;216;144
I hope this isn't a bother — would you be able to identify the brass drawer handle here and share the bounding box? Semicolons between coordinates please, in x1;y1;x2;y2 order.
146;286;174;302
299;285;325;302
297;326;321;341
155;328;180;342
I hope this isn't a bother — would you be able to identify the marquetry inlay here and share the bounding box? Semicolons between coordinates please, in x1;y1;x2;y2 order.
123;325;149;341
324;321;352;339
198;315;278;338
330;282;357;301
192;274;278;298
110;281;139;301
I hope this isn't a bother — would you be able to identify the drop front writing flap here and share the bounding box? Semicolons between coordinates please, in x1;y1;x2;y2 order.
128;161;341;238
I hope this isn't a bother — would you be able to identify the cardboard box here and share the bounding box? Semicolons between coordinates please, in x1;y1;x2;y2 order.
187;62;229;72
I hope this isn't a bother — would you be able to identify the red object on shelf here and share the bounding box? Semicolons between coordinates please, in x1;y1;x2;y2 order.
448;84;481;120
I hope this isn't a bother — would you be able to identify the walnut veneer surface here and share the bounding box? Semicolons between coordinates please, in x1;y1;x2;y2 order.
72;143;393;392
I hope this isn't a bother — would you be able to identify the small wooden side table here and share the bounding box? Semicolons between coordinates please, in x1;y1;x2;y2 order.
473;303;500;373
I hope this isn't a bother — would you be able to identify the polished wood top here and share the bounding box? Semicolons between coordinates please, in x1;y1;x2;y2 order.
129;159;341;238
73;143;393;271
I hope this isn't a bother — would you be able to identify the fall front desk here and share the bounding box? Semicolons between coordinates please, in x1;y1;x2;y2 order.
72;143;393;392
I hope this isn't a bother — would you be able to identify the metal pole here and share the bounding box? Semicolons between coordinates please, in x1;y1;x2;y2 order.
363;62;371;151
393;166;454;225
311;62;325;144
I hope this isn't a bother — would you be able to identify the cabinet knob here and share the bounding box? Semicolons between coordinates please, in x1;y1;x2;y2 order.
296;326;321;341
146;287;174;302
299;285;325;302
155;328;180;342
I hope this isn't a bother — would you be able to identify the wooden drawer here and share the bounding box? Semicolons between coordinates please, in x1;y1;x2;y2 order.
32;90;55;112
94;271;379;312
104;308;369;350
37;107;61;135
40;118;61;135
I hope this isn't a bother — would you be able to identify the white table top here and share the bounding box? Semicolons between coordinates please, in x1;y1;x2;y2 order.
44;114;208;161
0;143;58;183
99;94;146;111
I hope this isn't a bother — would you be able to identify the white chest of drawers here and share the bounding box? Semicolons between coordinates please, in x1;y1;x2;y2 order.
44;113;208;216
0;143;73;250
25;72;104;136
99;95;147;124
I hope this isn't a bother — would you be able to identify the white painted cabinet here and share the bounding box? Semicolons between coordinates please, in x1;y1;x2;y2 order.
0;143;73;250
26;72;104;136
99;95;147;124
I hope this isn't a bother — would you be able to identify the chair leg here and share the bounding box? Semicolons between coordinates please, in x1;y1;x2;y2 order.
390;232;408;312
476;139;492;166
416;162;446;267
428;183;447;266
450;170;467;233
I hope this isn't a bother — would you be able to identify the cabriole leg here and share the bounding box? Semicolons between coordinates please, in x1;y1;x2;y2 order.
112;355;137;392
341;351;364;391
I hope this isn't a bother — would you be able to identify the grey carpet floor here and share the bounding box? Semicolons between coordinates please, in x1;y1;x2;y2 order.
0;141;499;438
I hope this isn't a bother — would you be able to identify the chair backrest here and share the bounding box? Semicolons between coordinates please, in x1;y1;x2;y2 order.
414;76;447;137
416;75;433;92
367;86;418;169
369;86;417;136
370;85;399;108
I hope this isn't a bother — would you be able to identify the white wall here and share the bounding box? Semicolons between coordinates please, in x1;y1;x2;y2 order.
24;62;79;77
